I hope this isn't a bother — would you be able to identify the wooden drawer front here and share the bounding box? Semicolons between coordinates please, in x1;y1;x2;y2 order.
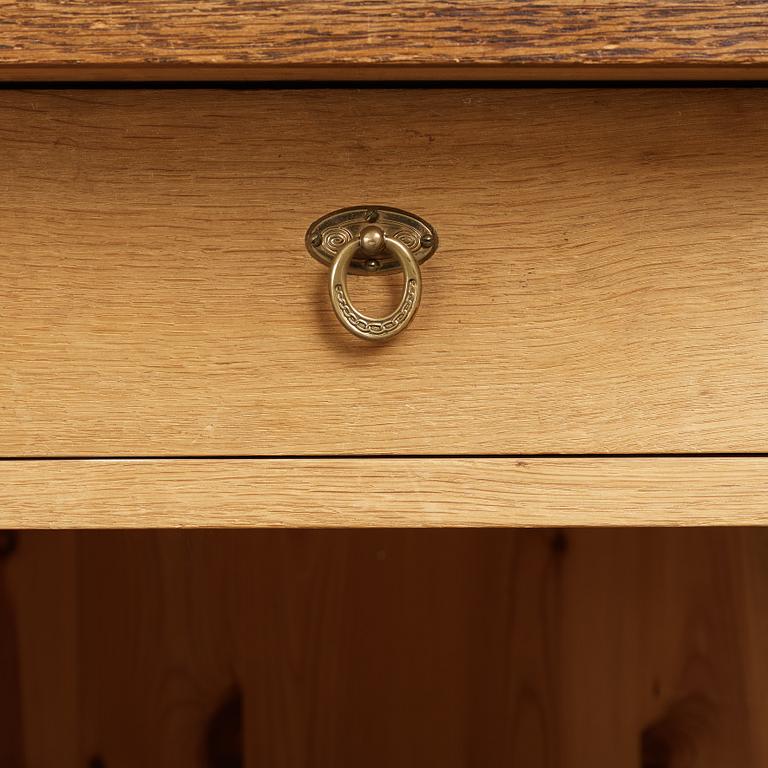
2;88;767;456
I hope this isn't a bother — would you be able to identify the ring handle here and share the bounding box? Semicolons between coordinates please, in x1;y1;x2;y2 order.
329;226;422;341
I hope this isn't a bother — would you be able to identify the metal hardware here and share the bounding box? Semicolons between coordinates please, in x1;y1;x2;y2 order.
306;206;438;341
305;206;438;275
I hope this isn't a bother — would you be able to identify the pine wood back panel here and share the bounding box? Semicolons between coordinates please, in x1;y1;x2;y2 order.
5;529;768;766
2;88;767;456
2;2;768;79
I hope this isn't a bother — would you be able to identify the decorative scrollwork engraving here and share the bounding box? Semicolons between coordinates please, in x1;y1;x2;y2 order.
391;228;421;252
306;206;437;276
321;225;354;255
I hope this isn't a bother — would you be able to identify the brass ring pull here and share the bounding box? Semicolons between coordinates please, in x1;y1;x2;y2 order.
305;206;438;342
330;228;421;341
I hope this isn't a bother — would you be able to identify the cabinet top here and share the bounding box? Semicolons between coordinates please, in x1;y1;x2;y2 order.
2;1;767;81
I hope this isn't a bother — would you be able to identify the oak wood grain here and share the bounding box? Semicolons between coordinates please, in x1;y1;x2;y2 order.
1;2;768;80
6;529;768;766
2;88;767;456
1;458;767;527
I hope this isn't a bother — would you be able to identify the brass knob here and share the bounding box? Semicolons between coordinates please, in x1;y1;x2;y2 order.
305;206;438;342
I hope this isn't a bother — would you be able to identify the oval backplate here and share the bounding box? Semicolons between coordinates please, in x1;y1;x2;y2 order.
305;205;438;275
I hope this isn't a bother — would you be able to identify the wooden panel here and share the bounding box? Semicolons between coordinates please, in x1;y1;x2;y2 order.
75;532;237;767
1;2;768;80
735;528;768;768
2;532;79;768
5;529;768;766
560;528;768;768
0;534;24;767
1;458;767;527
2;88;768;456
5;64;768;83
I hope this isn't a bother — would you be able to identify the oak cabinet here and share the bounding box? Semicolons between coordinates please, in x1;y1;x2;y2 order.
1;4;767;766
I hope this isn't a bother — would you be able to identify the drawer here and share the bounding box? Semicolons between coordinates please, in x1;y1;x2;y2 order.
2;87;767;456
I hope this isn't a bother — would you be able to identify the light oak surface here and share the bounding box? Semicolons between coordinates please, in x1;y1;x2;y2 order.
1;1;768;80
2;88;768;456
3;528;767;766
1;458;767;527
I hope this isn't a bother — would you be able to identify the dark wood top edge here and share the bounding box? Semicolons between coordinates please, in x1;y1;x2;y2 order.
2;1;767;77
1;63;768;83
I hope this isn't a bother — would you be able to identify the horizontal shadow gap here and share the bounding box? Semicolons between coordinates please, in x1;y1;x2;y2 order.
1;453;768;462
